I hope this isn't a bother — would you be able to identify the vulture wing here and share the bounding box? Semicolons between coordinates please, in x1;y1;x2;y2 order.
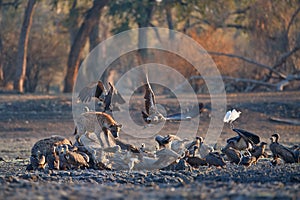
78;81;107;102
104;82;113;112
144;80;157;115
233;128;260;145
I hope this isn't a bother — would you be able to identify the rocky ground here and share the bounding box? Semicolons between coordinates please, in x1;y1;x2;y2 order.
0;91;299;199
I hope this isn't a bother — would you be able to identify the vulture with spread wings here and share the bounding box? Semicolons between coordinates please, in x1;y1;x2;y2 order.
141;75;204;124
78;81;125;113
78;81;107;103
226;128;260;153
141;76;166;124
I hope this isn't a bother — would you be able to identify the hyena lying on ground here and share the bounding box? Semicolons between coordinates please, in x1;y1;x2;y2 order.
26;135;72;170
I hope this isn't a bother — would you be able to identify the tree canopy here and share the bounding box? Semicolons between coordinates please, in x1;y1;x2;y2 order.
0;0;299;93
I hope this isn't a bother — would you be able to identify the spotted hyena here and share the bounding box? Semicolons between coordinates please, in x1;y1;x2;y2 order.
27;135;72;170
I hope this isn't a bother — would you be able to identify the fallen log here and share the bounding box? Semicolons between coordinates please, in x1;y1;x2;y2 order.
269;116;300;125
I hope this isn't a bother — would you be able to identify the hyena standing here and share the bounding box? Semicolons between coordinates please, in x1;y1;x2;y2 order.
74;111;122;148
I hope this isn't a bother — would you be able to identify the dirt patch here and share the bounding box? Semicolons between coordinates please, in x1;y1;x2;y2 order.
0;92;299;199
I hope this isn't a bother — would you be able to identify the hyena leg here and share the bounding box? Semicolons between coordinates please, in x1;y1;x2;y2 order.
94;126;105;147
73;127;81;143
102;128;116;147
74;121;86;144
75;120;96;144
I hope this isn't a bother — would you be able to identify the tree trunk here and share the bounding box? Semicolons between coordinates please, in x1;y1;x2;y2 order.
89;16;100;51
136;1;154;64
13;0;36;93
0;0;3;85
68;0;80;45
165;5;174;39
64;0;108;93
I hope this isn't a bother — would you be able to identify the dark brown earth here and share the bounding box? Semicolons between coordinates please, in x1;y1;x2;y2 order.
0;91;299;199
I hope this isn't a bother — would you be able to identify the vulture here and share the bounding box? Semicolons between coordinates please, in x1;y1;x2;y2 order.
186;156;208;168
222;141;241;164
142;74;203;124
204;152;226;168
46;146;60;170
78;81;125;112
78;81;107;103
155;134;189;154
239;155;257;167
250;142;268;160
269;133;296;163
226;128;260;153
64;151;89;169
142;75;166;124
155;134;178;149
185;136;203;151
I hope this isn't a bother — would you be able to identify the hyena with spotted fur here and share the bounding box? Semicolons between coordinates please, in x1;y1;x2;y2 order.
27;135;72;170
74;111;122;147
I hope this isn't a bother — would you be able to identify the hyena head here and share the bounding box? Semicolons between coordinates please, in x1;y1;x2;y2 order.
109;123;122;138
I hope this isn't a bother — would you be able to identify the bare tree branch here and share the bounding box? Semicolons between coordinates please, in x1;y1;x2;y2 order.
286;6;300;37
224;24;249;30
229;6;251;15
205;51;287;79
2;0;20;8
204;42;300;81
178;74;300;92
188;75;276;87
273;45;300;69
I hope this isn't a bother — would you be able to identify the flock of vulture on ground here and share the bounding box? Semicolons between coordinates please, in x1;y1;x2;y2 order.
26;76;300;171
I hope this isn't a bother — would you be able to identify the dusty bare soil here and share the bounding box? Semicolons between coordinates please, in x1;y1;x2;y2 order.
0;91;299;199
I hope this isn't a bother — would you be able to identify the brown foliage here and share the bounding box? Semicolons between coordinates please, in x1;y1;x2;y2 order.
188;28;241;76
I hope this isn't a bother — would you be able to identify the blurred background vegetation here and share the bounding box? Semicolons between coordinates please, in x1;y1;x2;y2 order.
0;0;299;94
